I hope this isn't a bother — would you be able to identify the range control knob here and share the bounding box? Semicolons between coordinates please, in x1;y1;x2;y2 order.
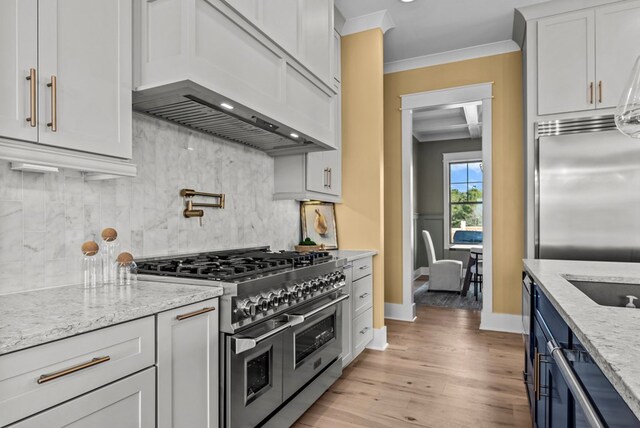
289;283;303;299
310;280;320;292
277;289;291;304
338;273;346;283
267;293;280;309
238;299;258;317
302;282;311;295
256;297;269;313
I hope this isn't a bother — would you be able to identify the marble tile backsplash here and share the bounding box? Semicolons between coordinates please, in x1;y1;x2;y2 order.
0;113;300;294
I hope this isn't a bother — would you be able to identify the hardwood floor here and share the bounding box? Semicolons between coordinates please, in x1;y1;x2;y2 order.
293;306;531;428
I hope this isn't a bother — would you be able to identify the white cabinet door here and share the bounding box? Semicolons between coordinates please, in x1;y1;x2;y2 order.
38;0;132;159
11;368;156;428
595;0;640;109
300;0;332;84
260;0;299;55
537;10;595;115
333;30;341;83
157;299;219;428
0;0;38;142
306;152;328;194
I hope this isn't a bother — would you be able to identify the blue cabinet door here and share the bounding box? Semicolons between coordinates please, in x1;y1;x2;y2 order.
546;353;571;427
533;318;548;427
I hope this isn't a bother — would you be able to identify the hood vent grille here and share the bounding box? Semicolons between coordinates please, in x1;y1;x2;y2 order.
132;80;329;156
138;95;310;153
536;115;617;137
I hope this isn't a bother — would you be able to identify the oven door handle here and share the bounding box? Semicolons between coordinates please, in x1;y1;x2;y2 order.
291;293;350;321
232;320;298;355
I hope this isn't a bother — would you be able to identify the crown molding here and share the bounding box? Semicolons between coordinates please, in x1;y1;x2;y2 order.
384;40;520;74
341;9;395;36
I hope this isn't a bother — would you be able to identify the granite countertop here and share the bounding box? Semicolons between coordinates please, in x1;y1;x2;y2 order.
330;249;377;262
523;259;640;419
0;281;223;356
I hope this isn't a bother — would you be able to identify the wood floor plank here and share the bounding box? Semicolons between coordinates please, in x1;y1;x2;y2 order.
293;306;531;428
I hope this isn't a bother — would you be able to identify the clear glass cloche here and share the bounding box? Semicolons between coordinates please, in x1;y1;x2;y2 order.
615;56;640;138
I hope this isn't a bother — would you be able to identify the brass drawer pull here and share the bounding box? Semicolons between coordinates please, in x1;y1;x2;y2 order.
598;81;603;104
176;306;216;321
589;82;594;104
359;292;370;299
37;356;110;384
47;75;57;131
359;265;369;270
25;68;36;127
359;327;370;335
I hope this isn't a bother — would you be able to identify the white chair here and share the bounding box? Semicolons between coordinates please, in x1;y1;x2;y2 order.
422;230;463;292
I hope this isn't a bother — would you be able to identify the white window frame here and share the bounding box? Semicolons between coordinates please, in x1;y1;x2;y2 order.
443;150;482;249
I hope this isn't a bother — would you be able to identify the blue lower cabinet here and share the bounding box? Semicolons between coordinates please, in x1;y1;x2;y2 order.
526;277;640;428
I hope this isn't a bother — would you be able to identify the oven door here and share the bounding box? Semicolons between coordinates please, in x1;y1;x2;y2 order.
282;292;348;399
227;317;289;428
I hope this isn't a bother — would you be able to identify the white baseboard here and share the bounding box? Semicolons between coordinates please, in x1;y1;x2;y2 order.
384;302;416;322
413;267;429;279
480;312;523;334
366;326;388;351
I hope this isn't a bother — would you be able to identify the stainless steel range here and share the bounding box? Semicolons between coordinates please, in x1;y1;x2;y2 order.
136;247;347;428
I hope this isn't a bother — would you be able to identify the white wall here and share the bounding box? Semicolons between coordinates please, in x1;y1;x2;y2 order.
0;113;300;294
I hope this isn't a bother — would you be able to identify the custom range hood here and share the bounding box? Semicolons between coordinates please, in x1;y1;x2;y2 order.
133;80;330;156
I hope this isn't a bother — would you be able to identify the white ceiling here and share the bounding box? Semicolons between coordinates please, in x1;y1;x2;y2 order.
413;102;482;142
335;0;548;63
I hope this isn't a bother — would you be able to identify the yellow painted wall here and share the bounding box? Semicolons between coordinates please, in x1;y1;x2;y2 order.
337;29;386;328
384;52;524;315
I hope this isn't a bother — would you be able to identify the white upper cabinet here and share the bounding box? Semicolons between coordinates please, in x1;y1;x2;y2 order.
0;0;38;143
595;0;640;109
537;10;594;115
537;1;640;115
38;0;132;159
0;0;135;177
333;30;341;83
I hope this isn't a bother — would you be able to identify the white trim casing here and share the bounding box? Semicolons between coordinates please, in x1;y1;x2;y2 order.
399;83;498;330
442;150;483;250
365;326;389;351
384;40;520;74
341;10;395;36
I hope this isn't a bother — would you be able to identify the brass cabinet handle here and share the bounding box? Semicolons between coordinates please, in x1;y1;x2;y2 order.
323;168;329;188
359;327;370;335
359;292;370;299
598;81;602;104
37;356;110;384
534;351;541;401
359;265;369;270
176;306;216;321
47;75;57;131
25;68;36;127
328;168;332;188
589;82;594;104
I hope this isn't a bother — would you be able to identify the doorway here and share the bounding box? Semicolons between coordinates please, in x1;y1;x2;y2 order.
389;83;493;326
412;101;484;310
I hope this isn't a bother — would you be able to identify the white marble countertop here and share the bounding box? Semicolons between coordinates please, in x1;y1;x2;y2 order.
330;249;377;263
0;281;223;356
523;259;640;419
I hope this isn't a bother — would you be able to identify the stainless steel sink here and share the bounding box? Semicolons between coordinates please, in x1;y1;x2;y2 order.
567;279;640;308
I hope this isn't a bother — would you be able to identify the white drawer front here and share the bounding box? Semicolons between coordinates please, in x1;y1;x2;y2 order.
9;367;156;428
352;308;373;358
0;317;155;427
352;257;372;281
352;275;373;318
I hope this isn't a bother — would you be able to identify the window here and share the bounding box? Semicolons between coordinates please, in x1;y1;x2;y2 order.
443;151;483;247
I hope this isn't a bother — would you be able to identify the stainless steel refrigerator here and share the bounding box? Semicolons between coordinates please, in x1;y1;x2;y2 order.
536;116;640;262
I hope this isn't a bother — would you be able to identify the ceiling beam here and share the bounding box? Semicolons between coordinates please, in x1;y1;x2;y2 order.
463;104;482;139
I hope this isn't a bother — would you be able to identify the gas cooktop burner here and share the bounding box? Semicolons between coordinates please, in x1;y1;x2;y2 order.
136;248;332;281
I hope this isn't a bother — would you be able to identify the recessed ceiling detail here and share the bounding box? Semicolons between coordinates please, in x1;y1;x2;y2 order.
412;102;483;142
